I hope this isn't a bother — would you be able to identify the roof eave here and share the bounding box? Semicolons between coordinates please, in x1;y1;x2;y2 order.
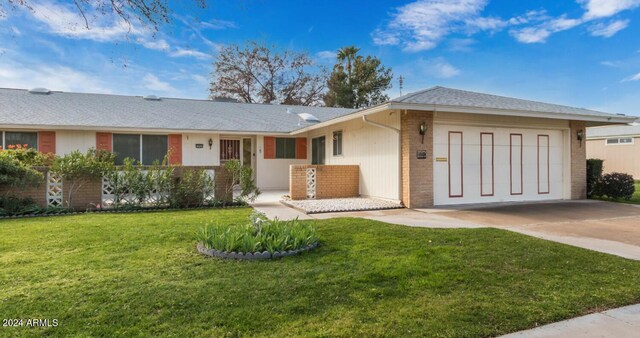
0;123;292;135
388;102;638;125
289;103;390;135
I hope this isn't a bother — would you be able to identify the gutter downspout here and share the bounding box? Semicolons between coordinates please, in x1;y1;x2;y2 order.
362;114;402;203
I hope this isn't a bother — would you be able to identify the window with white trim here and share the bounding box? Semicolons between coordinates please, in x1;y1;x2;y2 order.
0;131;38;150
275;138;296;159
113;134;168;165
332;130;343;156
606;137;634;145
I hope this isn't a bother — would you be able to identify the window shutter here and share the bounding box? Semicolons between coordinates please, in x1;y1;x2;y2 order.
264;137;275;159
168;134;182;165
38;131;56;154
96;132;112;152
296;138;307;159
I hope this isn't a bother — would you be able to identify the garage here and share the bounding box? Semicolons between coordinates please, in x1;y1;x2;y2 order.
433;124;568;205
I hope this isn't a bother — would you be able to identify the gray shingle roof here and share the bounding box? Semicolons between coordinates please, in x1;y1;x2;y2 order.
587;124;640;138
0;88;355;133
392;86;630;119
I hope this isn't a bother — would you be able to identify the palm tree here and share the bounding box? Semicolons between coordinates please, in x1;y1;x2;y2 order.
336;46;360;81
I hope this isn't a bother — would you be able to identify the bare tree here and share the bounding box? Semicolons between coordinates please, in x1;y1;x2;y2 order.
210;41;327;106
1;0;206;32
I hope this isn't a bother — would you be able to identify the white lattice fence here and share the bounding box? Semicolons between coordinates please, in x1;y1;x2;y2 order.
46;171;63;207
306;168;317;199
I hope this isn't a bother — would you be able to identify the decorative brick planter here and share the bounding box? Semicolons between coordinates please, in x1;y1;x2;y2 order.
196;242;319;260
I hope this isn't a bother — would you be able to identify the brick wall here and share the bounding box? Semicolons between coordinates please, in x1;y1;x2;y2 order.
8;166;232;210
401;110;434;208
570;120;587;199
289;165;359;200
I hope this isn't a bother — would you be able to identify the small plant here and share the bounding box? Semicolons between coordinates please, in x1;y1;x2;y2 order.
171;168;215;208
197;211;318;255
595;172;635;200
223;159;260;205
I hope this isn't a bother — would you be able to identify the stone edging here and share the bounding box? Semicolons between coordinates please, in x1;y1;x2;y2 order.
196;242;319;260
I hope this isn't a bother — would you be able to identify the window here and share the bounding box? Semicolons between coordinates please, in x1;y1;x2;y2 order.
332;130;342;156
606;137;634;145
312;136;325;165
220;139;240;161
275;138;296;159
142;135;168;165
113;134;141;164
3;131;38;150
113;134;168;165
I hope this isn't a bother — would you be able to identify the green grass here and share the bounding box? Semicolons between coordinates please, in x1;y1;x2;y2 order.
2;209;640;337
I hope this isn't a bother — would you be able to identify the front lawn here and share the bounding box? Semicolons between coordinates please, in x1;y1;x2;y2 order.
2;209;640;337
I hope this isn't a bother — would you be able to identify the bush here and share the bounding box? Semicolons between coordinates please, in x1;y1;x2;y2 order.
595;172;635;200
0;156;43;192
171;168;215;208
586;159;604;198
222;159;260;205
0;147;56;167
0;195;39;216
196;212;318;254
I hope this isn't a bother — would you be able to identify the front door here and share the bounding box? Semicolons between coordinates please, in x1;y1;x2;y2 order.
312;136;325;165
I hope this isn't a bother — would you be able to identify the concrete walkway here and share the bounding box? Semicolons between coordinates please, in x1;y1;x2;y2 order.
249;190;312;220
500;304;640;337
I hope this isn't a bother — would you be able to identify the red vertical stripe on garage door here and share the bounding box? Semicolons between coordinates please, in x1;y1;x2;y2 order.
168;134;182;165
296;138;307;159
264;137;275;159
96;133;112;152
38;131;56;154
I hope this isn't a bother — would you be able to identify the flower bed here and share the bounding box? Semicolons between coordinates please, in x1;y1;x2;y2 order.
196;212;319;260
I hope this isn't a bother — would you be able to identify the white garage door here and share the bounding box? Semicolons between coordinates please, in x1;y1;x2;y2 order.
434;125;566;205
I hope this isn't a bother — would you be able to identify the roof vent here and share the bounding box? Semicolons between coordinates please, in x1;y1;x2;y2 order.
297;112;320;123
143;95;161;101
28;87;51;95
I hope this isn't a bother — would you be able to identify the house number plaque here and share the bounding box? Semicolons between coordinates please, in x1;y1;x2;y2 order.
416;150;427;159
195;144;204;149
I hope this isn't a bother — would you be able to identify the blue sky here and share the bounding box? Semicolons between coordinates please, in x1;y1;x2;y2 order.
0;0;639;115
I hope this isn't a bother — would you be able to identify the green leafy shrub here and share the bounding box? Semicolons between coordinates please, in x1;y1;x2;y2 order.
196;212;318;254
595;172;635;200
0;195;69;216
0;156;43;192
0;147;56;167
171;168;215;208
222;159;260;205
586;159;604;198
53;149;115;209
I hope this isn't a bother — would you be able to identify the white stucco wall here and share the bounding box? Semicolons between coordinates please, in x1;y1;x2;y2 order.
51;130;96;155
255;135;309;190
306;110;401;201
182;133;220;166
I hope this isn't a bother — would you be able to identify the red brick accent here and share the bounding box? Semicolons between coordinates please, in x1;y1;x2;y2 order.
38;131;56;154
168;134;182;165
96;132;112;152
295;138;307;159
289;165;359;200
264;137;275;159
401;110;434;208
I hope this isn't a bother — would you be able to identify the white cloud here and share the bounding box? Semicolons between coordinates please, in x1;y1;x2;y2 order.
315;50;337;60
622;72;640;82
169;48;210;60
0;62;112;93
448;38;476;52
600;60;623;67
200;19;237;30
510;16;583;43
419;57;461;78
11;26;21;36
373;0;490;51
578;0;640;19
589;19;630;37
142;73;176;93
137;38;170;51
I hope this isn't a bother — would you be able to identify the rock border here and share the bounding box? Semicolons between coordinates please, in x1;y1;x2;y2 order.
196;242;319;260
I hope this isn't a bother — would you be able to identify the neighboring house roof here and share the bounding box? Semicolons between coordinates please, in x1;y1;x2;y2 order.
0;88;355;133
0;86;635;134
587;124;640;138
392;86;629;119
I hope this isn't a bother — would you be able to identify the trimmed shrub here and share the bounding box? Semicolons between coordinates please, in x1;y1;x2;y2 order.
196;212;318;254
171;168;215;208
586;159;604;198
596;172;635;200
0;156;43;192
